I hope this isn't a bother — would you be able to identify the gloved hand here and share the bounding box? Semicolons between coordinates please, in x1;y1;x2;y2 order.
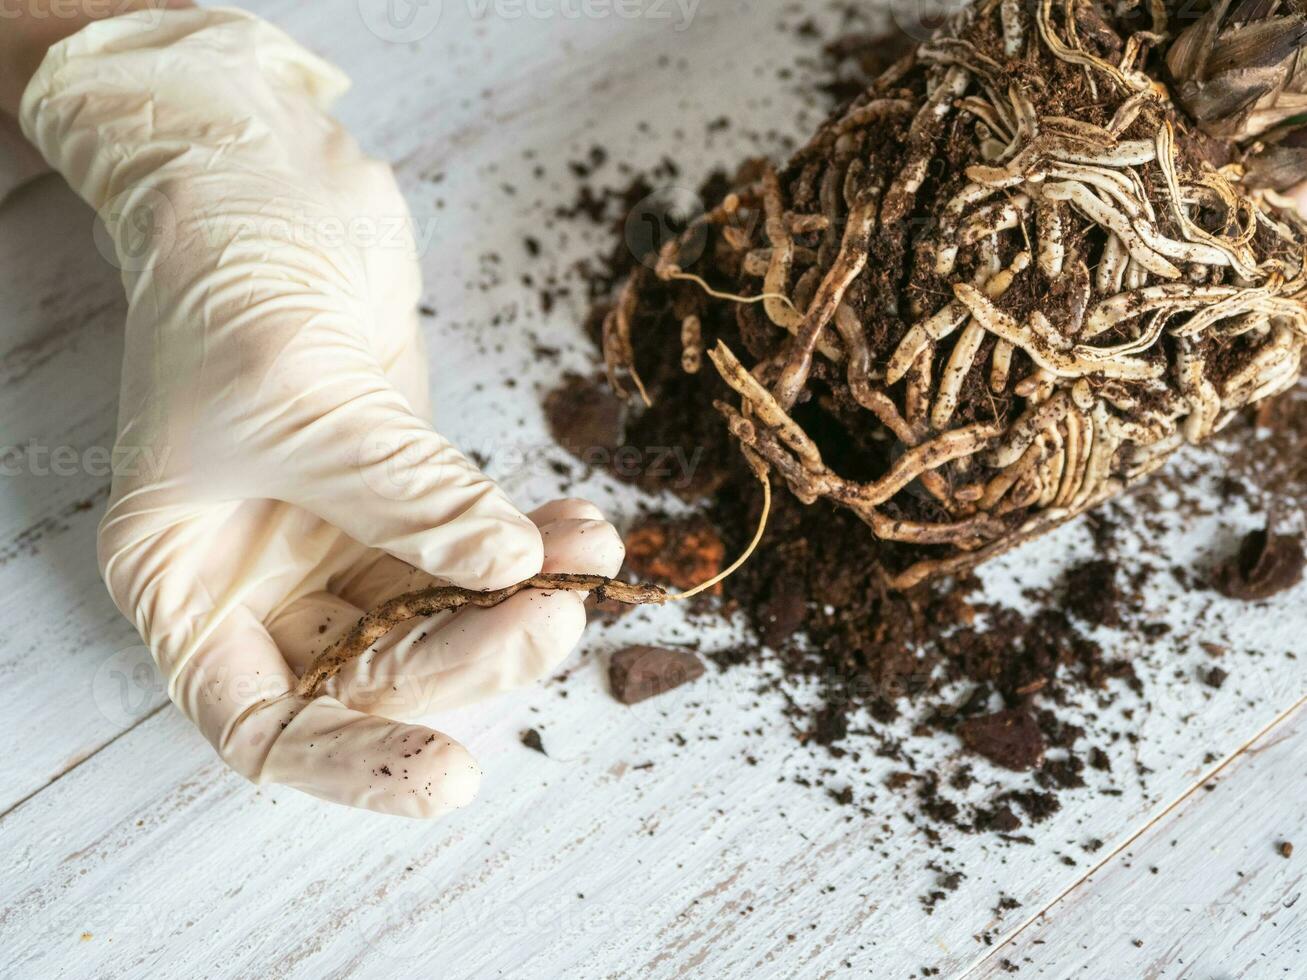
20;8;624;817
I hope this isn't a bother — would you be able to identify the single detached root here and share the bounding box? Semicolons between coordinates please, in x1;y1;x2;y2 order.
296;473;774;698
294;575;667;698
600;0;1307;589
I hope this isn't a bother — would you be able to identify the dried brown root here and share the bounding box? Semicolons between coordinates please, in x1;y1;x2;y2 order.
297;469;775;699
774;196;878;410
601;274;646;404
295;575;669;698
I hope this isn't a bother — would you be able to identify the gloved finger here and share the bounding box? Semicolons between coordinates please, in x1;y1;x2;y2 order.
527;498;607;525
176;603;478;817
284;512;623;718
332;552;439;612
266;590;371;677
537;516;626;577
257;697;480;818
324;587;587;718
378;328;432;424
263;380;543;591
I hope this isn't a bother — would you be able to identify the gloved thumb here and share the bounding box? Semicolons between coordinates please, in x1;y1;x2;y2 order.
264;382;543;591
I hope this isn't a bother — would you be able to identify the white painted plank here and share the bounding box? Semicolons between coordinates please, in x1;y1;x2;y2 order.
0;176;158;809
969;701;1306;979
1;3;1305;978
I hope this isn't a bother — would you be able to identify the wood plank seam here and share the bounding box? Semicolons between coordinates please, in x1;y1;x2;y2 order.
962;694;1307;977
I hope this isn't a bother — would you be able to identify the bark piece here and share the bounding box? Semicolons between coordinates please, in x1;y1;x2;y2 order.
609;646;705;704
1214;527;1305;601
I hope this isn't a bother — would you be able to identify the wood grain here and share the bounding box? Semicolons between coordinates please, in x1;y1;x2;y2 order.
0;2;1303;976
970;701;1306;978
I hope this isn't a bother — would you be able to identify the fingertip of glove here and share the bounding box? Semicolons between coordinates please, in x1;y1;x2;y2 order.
529;498;606;525
406;731;481;816
514;586;588;670
539;518;625;579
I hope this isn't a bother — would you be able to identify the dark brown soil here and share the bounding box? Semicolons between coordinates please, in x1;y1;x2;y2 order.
543;371;626;459
540;9;1307;850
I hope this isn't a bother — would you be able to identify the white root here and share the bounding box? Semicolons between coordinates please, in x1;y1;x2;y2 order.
680;315;702;374
761;168;804;331
1097;231;1130;295
888;303;969;385
882;66;971;229
988;391;1071;467
954;283;1165;380
1041;181;1180;278
936;182;1002;275
1055;141;1157;167
1176;337;1222;443
1036;200;1065;278
1084;284;1245;337
990;339;1014;392
932;321;987;430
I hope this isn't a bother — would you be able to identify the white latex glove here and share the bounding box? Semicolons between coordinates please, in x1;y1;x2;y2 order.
20;8;624;817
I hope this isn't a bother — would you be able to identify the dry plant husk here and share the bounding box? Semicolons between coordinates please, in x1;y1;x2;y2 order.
603;0;1307;589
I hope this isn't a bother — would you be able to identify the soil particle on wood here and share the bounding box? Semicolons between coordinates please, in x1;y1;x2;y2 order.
1062;560;1126;629
956;710;1046;772
1213;527;1305;601
609;646;706;704
1201;666;1229;689
520;729;548;755
543;372;626;459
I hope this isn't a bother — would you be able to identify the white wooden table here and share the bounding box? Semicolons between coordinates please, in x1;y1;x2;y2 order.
1;2;1303;977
